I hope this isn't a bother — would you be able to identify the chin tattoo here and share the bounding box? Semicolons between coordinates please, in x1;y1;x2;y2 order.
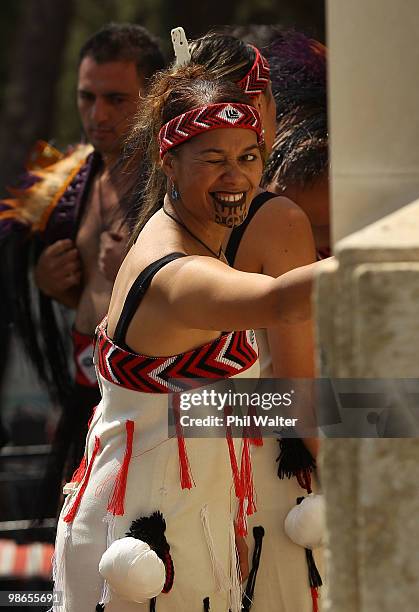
214;201;247;228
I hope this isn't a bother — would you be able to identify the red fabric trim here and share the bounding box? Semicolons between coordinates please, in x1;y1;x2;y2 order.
70;455;87;484
95;320;258;394
158;102;263;158
64;436;100;523
107;420;135;516
72;328;97;388
162;550;174;593
297;468;312;494
247;405;263;446
173;395;195;490
311;587;319;612
226;408;257;537
236;46;270;97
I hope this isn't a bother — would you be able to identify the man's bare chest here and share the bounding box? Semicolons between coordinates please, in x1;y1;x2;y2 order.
75;177;119;268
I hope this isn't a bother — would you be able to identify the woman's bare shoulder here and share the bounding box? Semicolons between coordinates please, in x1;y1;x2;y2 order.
253;192;310;229
243;192;316;275
241;192;313;252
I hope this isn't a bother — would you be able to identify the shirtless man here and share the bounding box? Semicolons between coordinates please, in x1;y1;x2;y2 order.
33;24;164;497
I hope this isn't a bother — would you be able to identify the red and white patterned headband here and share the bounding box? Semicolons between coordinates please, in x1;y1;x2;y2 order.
236;45;270;97
158;102;263;158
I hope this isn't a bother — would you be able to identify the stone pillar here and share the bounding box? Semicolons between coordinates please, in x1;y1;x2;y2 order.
328;0;419;243
317;204;419;611
318;1;419;610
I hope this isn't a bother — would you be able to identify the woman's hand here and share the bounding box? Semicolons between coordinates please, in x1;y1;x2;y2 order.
34;239;81;296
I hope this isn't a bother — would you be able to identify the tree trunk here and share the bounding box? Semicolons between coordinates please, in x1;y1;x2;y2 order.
0;0;75;196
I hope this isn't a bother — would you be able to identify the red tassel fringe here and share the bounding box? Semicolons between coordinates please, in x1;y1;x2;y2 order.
87;405;98;429
64;436;100;523
68;406;98;485
176;430;194;489
236;500;247;537
297;468;312;494
70;455;87;484
311;587;319;612
173;395;195;489
107;420;134;516
236;437;257;536
225;413;257;537
241;437;256;516
226;429;242;498
247;406;263;446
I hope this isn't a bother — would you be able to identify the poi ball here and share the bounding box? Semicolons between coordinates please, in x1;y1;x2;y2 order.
284;494;325;550
99;537;166;602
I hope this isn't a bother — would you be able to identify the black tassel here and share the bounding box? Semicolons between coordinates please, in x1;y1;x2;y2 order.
95;604;105;611
127;511;168;559
242;526;265;611
276;437;316;479
306;548;322;589
296;497;322;611
203;597;210;611
150;598;156;612
127;511;174;593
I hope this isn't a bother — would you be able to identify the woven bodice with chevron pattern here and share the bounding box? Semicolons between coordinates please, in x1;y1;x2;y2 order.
95;318;259;393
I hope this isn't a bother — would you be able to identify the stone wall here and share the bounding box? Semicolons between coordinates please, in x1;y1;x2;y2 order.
319;1;419;608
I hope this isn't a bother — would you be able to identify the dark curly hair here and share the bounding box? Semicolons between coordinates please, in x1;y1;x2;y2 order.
79;22;165;82
262;30;328;190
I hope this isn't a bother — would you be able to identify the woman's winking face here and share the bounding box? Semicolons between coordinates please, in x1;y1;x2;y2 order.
163;127;263;228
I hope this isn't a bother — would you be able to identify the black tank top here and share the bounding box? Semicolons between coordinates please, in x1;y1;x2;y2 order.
225;191;277;266
112;252;186;352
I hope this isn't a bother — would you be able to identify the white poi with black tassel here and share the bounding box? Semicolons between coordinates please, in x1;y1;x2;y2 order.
284;494;324;612
284;493;325;550
96;511;174;610
99;537;166;603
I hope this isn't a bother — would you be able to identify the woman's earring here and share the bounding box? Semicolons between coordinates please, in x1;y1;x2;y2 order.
171;181;180;201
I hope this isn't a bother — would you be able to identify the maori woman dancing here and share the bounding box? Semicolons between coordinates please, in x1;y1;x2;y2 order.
189;32;324;611
53;65;322;611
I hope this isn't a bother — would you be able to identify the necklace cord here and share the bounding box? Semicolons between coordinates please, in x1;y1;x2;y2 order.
162;205;225;261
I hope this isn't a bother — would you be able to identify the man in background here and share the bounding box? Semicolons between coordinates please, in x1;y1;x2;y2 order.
0;23;165;513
